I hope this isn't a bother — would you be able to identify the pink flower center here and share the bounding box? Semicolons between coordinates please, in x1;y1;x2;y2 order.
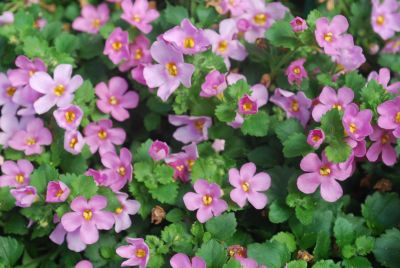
319;166;331;176
323;32;333;42
26;137;36;146
218;40;228;53
295;19;303;25
187;159;195;171
312;135;321;142
97;130;108;140
83;209;93;221
55;189;64;198
92;19;101;28
135;249;146;258
134;48;143;60
15;174;25;184
291;99;299;112
54;84;65;96
241;182;250;192
29;70;36;77
381;134;389;144
183;37;195;49
253;13;267;25
376;15;385;26
132;14;141;22
166;62;178;76
6;86;16;97
112;41;122;51
109;96;119;105
349;123;357;134
395;112;400;123
115;206;124;214
293;67;301;75
194;119;205;132
117;166;126;176
202;195;213;206
242;101;253;112
69;137;78;149
65;111;76;123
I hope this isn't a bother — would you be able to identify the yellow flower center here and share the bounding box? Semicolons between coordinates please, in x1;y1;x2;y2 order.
135;249;146;258
97;130;108;140
64;111;76;123
15;174;25;184
291;99;299;112
26;137;36;146
29;70;36;77
176;165;185;172
241;182;250;192
69;137;78;149
194;119;205;132
319;166;331;176
117;166;126;176
376;15;385;26
115;207;124;214
166;62;178;76
92;18;101;28
218;40;228;53
83;209;93;221
395;112;400;123
242;101;253;112
112;41;122;51
132;14;141;22
54;84;65;96
109;96;119;105
254;13;267;25
312;135;321;142
349;123;357;133
202;195;213;206
293;67;301;75
324;32;333;42
187;159;195;171
134;48;143;60
381;134;389;144
55;189;64;198
332;103;342;110
6;86;16;97
183;37;195;48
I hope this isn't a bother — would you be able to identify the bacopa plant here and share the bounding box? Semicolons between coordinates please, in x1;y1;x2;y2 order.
0;0;399;267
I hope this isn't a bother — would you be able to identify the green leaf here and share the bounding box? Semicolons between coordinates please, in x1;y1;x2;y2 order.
196;239;226;268
268;201;291;223
312;260;340;268
0;187;16;212
0;236;23;267
164;3;188;25
70;175;98;199
360;80;390;119
247;240;290;268
266;20;299;49
132;139;153;162
344;71;366;99
241;111;269;137
166;208;184;223
30;164;58;193
247;145;281;169
206;213;237;240
282;133;313;158
161;223;193;253
3;214;28;235
313;232;331;260
97;187;120;212
355;236;375;256
342;256;372;268
275;118;303;143
227;80;251;99
271;232;296;253
287;260;307;268
223;259;242;268
373;228;400;268
215;103;237;123
361;192;400;234
22;36;48;59
378;53;400;73
325;141;352;163
54;33;79;54
149;183;178;204
334;216;358;248
144;113;161;131
75;80;94;104
154;165;175;184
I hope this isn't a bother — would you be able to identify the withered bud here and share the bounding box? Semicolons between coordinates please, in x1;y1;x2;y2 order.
260;74;271;87
151;205;166;224
148;1;157;10
63;23;71;32
255;38;268;49
227;245;247;258
297;250;313;262
360;174;372;188
374;178;392;192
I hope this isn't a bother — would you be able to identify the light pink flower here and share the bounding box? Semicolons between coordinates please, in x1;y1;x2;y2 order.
101;148;132;192
116;238;150;268
285;58;308;85
64;130;85;155
121;0;159;34
46;181;70;203
113;192;140;233
307;129;325;149
148;140;169;161
10;186;37;207
103;27;130;65
290;17;308;32
0;159;33;188
53;105;83;130
170;253;206;268
72;3;109;34
75;260;93;268
366;126;397;166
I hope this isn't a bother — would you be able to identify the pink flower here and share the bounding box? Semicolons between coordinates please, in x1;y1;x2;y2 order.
61;195;114;245
121;0;159;34
30;64;83;114
143;40;195;101
103;27;130;65
315;15;350;54
165;143;198;182
296;153;351;202
75;260;93;268
46;181;70;203
119;35;152;72
8;55;47;88
8;118;52;155
95;77;139;122
131;64;147;85
366;127;397;166
168;115;212;144
183;179;228;223
64;130;85;155
238;258;267;268
170;253;206;268
377;96;400;137
368;68;400;94
312;86;354;122
238;94;258;115
50;215;87;252
148;140;169;161
205;18;247;68
116;238;150;268
220;0;248;16
290;17;308;32
10;186;37;207
72;3;109;34
0;72;18;115
229;162;271;209
0;114;32;148
382;37;400;53
200;70;227;98
83;119;126;155
371;0;400;40
329;35;366;71
270;88;312;127
163;18;210;55
342;104;373;141
0;159;33;188
113;192;140;233
53;105;83;130
0;11;14;25
307;129;325;149
101;148;132;191
285;58;308;85
212;139;225;153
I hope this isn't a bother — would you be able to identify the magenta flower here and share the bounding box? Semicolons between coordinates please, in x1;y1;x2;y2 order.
237;18;251;32
285;58;308;85
119;35;152;72
382;37;400;53
113;192;140;233
50;215;87;252
131;64;147;85
10;186;37;207
8;118;52;155
342;104;373;141
72;3;109;34
75;260;93;268
0;159;33;188
205;18;247;68
64;130;85;155
315;15;351;54
371;0;400;40
368;68;400;94
61;195;114;245
103;27;130;65
238;95;258;115
165;143;198;182
366;127;397;166
116;238;150;268
170;253;206;268
121;0;159;34
220;0;248;16
95;77;139;122
238;258;267;268
0;72;18;115
307;129;325;149
148;140;169;161
290;17;308;32
212;139;225;153
0;114;32;148
270;88;312;127
346;138;367;158
8;55;47;88
200;70;227;98
183;179;228;223
143;40;195;101
53;105;83;130
297;153;351;202
30;64;83;114
329;35;366;71
163;18;209;55
83;119;126;155
229;162;271;209
168;115;212;144
101;148;132;191
312;86;354;122
377;96;400;137
46;181;70;203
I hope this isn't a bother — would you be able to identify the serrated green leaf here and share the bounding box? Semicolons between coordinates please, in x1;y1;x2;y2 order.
266;20;299;49
247;240;290;268
271;232;296;253
30;164;58;193
283;133;313;158
241;111;269;137
196;239;226;268
373;228;400;268
0;236;23;267
205;213;237;240
215;103;237;123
